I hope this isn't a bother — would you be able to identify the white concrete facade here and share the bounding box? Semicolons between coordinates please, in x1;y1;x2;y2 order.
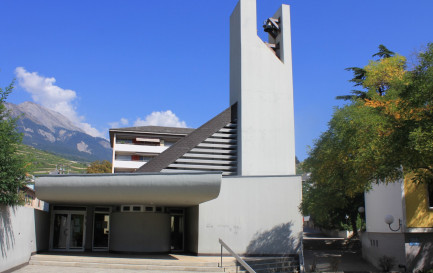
0;206;50;272
197;175;302;255
364;181;405;233
362;182;407;268
230;0;296;176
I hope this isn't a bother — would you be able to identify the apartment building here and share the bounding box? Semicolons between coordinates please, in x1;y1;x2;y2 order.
109;126;193;173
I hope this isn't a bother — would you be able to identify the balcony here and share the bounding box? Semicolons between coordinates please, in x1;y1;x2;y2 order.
113;160;146;170
115;143;168;154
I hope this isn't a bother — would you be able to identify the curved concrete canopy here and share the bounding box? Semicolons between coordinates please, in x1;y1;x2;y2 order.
36;172;221;206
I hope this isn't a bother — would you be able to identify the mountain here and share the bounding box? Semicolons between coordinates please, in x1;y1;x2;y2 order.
5;101;112;162
17;144;88;175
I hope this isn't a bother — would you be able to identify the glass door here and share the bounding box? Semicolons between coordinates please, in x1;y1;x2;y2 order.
93;212;110;250
170;214;184;252
53;213;68;249
51;211;86;251
69;214;85;249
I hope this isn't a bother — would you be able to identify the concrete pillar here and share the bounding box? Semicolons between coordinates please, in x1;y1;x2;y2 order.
230;0;296;176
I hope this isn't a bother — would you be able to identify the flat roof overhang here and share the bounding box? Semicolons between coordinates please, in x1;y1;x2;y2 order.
36;172;221;206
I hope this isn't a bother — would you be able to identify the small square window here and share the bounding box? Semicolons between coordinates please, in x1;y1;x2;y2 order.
123;206;130;212
133;206;142;212
145;206;154;212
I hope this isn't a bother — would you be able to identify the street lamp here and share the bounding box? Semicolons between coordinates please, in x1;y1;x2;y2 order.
384;215;402;232
358;207;365;232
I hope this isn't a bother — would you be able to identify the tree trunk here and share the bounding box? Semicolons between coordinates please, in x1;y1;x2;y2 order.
350;214;358;238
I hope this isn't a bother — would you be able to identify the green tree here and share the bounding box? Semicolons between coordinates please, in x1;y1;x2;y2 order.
336;45;397;100
302;43;433;233
301;116;369;235
398;43;433;183
301;177;364;234
87;160;112;173
0;80;27;205
355;43;433;185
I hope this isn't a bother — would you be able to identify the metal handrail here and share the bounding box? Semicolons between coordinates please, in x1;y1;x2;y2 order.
299;237;305;273
218;238;256;273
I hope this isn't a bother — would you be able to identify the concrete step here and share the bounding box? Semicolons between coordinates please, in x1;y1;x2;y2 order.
31;254;219;267
239;257;300;273
303;238;361;251
30;260;225;272
30;254;300;273
29;255;226;272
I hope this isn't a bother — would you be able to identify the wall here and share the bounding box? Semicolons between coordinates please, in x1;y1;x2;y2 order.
365;180;405;233
405;233;433;271
0;206;49;272
110;212;170;252
197;175;302;255
363;178;433;271
320;229;353;239
34;209;50;252
361;232;406;269
404;175;433;228
230;0;296;176
185;206;199;253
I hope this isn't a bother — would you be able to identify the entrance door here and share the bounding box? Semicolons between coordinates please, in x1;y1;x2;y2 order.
52;211;86;251
170;214;184;252
93;211;110;250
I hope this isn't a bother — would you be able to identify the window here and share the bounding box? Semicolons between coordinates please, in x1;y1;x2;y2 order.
132;138;161;146
120;205;161;213
95;207;111;213
145;206;154;212
130;155;153;162
116;139;133;144
53;206;86;211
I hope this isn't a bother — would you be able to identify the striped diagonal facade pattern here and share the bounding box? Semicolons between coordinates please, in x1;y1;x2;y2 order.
136;103;237;176
163;122;237;176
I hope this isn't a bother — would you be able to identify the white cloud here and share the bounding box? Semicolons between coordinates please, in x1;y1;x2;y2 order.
15;67;105;138
133;110;187;128
120;118;128;125
108;118;129;128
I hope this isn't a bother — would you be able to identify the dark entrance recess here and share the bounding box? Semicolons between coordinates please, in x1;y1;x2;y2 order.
169;208;184;252
93;212;110;249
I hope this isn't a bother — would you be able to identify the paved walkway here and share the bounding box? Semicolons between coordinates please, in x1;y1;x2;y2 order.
303;249;378;272
303;227;379;272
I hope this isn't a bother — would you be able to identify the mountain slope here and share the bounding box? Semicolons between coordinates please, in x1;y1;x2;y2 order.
6;101;112;162
17;144;88;175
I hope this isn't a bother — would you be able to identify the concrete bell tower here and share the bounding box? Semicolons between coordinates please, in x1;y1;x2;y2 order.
230;0;296;176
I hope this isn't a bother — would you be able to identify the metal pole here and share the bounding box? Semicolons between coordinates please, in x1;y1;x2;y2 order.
221;244;223;268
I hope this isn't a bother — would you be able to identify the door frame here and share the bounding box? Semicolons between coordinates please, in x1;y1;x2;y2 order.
49;208;87;251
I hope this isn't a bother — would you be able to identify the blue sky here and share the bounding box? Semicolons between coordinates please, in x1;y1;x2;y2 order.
1;0;432;161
